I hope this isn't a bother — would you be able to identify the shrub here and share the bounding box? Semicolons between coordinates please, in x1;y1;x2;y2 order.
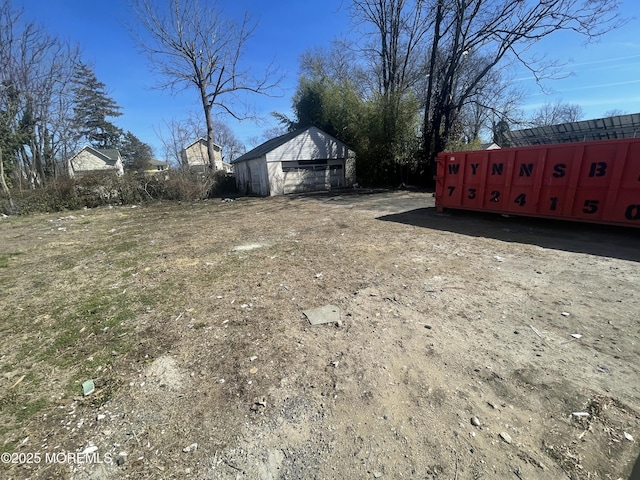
207;170;237;198
1;169;238;215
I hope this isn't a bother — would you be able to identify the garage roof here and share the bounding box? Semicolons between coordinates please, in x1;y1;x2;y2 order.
232;128;308;164
505;113;640;147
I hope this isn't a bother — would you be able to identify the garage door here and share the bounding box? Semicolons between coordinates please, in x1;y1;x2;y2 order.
282;163;344;194
283;169;319;194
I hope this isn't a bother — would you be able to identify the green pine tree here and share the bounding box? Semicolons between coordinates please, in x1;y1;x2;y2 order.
71;63;123;149
492;119;511;148
120;131;153;172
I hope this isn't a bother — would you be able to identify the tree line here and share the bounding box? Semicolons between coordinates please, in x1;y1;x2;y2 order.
278;0;621;185
129;0;622;187
1;0;624;195
0;0;155;193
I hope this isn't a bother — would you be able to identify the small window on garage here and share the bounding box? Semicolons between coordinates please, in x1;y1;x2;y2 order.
298;159;328;166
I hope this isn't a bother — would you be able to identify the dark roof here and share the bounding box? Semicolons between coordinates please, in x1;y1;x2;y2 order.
99;149;120;161
232;128;311;164
505;113;640;147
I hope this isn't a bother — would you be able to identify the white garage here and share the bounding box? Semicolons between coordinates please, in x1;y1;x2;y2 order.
232;126;356;196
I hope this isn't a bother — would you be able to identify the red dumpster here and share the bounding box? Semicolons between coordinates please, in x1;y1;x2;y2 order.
435;138;640;228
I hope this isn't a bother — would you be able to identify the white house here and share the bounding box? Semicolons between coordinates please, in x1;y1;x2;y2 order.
180;138;233;172
232;126;356;196
146;159;169;173
69;146;124;177
478;142;501;150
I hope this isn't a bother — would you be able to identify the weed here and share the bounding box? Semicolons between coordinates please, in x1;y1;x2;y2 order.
15;398;47;423
110;241;139;254
0;252;22;268
0;391;19;412
0;438;18;454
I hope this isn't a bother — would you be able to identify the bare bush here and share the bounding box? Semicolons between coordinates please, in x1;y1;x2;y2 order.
0;170;238;215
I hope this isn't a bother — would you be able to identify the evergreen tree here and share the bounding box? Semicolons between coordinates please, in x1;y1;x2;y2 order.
120;131;153;172
492;119;511;148
71;62;122;149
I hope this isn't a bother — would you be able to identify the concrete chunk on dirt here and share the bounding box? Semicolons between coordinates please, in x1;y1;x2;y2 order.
303;305;340;325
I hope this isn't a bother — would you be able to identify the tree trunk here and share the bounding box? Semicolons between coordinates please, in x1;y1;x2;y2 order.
200;85;217;171
0;147;15;213
0;147;11;196
206;112;217;171
32;139;46;187
422;0;443;177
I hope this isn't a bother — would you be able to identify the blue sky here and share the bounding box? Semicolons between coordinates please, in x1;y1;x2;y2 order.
16;0;640;159
514;16;640;116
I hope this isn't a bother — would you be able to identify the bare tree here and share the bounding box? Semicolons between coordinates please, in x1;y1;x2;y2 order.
421;0;622;168
452;64;526;146
212;121;245;163
351;0;431;97
602;109;627;118
351;0;431;162
489;88;528;147
0;147;10;196
155;117;195;169
0;0;80;187
529;100;584;127
131;0;282;170
299;43;368;98
50;75;82;177
156;114;244;167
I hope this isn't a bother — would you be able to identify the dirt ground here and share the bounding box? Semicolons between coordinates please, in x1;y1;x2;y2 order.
1;190;639;479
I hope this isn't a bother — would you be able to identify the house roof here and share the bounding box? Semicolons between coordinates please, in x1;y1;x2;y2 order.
233;129;303;163
69;145;120;165
148;159;168;167
478;142;500;150
99;149;121;161
183;137;222;151
505;113;640;147
232;126;351;164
